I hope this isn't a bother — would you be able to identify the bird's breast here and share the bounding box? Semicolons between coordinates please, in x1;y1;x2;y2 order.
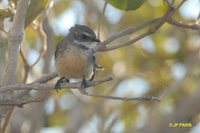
55;47;93;79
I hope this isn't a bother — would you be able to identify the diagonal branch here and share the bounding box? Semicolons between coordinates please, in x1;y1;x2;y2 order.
94;0;198;52
95;0;176;51
93;17;162;52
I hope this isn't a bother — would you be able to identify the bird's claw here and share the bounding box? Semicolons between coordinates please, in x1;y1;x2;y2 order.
55;81;62;92
79;79;88;94
54;77;69;92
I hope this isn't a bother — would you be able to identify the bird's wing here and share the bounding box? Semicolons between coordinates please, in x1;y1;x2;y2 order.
55;38;69;59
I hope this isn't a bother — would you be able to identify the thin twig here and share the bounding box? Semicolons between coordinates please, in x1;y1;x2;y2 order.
94;0;192;52
2;108;14;133
167;18;200;30
94;18;162;52
30;20;47;67
97;1;175;51
80;91;160;102
166;0;200;30
20;49;30;83
97;0;108;39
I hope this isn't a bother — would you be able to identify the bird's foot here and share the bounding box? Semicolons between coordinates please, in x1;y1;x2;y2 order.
79;79;88;94
55;77;69;92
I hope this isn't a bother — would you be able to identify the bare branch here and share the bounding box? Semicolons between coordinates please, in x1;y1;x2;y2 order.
19;19;48;83
30;21;47;67
0;97;46;108
97;0;108;39
79;91;161;102
94;0;195;52
14;72;58;98
0;0;30;129
165;0;200;30
20;49;30;83
94;18;162;52
1;0;30;85
167;18;200;30
0;76;113;92
2;108;14;133
95;1;175;51
34;72;58;83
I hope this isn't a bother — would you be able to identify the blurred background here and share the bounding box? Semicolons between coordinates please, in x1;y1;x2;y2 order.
0;0;200;133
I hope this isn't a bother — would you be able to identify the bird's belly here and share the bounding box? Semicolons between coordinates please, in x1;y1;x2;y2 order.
55;49;93;79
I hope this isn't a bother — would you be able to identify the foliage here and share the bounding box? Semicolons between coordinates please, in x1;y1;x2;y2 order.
108;0;145;10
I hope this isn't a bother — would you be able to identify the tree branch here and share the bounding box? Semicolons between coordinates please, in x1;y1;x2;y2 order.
14;72;58;99
167;18;200;30
20;49;30;83
34;72;58;83
94;0;197;52
103;5;175;51
0;76;113;92
97;0;108;39
93;17;162;52
30;21;47;67
1;0;30;85
0;0;30;130
80;91;161;102
0;97;46;108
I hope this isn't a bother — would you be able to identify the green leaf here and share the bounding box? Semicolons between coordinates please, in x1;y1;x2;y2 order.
25;0;51;27
108;0;145;11
0;9;13;21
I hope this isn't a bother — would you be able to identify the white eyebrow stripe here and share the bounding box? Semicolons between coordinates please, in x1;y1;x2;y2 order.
82;32;92;37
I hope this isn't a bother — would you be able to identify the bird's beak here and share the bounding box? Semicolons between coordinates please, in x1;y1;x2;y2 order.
94;38;100;42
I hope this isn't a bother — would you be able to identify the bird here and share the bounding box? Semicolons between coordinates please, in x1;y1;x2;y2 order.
54;24;101;93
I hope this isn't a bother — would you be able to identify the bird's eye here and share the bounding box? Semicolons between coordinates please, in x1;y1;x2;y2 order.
82;34;88;39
